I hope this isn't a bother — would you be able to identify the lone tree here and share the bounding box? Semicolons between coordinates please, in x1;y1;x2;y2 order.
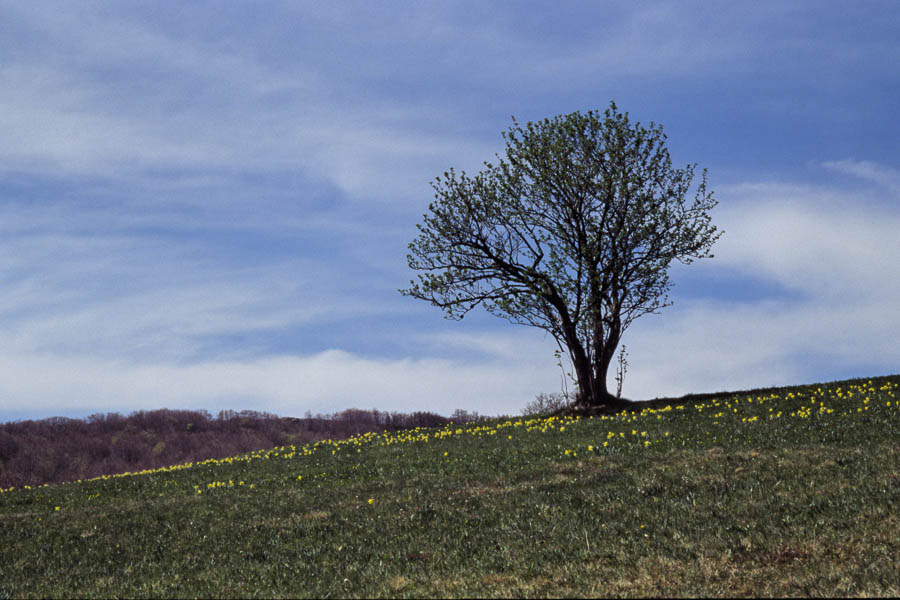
402;102;721;409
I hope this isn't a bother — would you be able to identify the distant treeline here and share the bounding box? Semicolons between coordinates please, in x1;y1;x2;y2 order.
0;407;490;489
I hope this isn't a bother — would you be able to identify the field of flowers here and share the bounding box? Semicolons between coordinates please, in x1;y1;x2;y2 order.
1;375;898;597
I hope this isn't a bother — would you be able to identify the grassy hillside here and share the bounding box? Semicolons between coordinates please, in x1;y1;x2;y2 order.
1;375;898;598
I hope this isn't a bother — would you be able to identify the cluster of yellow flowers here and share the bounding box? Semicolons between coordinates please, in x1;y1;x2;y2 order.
562;428;672;457
0;482;55;494
193;480;251;495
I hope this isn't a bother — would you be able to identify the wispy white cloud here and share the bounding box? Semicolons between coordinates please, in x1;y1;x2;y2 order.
416;329;563;363
822;160;900;194
709;181;900;299
0;3;496;205
0;347;560;421
0;224;380;362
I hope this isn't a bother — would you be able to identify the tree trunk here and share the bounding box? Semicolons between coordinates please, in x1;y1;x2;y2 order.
594;347;626;406
572;352;596;409
553;295;628;410
572;339;628;409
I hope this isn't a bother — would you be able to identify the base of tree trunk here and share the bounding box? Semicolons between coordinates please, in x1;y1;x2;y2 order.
562;394;636;417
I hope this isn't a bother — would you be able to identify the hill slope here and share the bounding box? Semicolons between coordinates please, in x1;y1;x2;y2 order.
1;375;898;597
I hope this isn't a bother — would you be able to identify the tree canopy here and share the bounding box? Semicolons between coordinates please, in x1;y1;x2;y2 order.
402;102;721;408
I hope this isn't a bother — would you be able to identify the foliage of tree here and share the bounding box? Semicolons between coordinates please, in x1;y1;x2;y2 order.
402;102;721;408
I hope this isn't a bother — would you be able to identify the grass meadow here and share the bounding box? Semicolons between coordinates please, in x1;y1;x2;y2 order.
1;375;898;597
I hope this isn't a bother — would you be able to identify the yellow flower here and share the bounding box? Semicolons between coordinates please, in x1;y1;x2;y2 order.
368;498;374;505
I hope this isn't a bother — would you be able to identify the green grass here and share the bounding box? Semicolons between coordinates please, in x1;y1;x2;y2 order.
2;375;898;598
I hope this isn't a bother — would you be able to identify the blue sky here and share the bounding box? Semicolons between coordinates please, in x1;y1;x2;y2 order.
1;1;898;421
